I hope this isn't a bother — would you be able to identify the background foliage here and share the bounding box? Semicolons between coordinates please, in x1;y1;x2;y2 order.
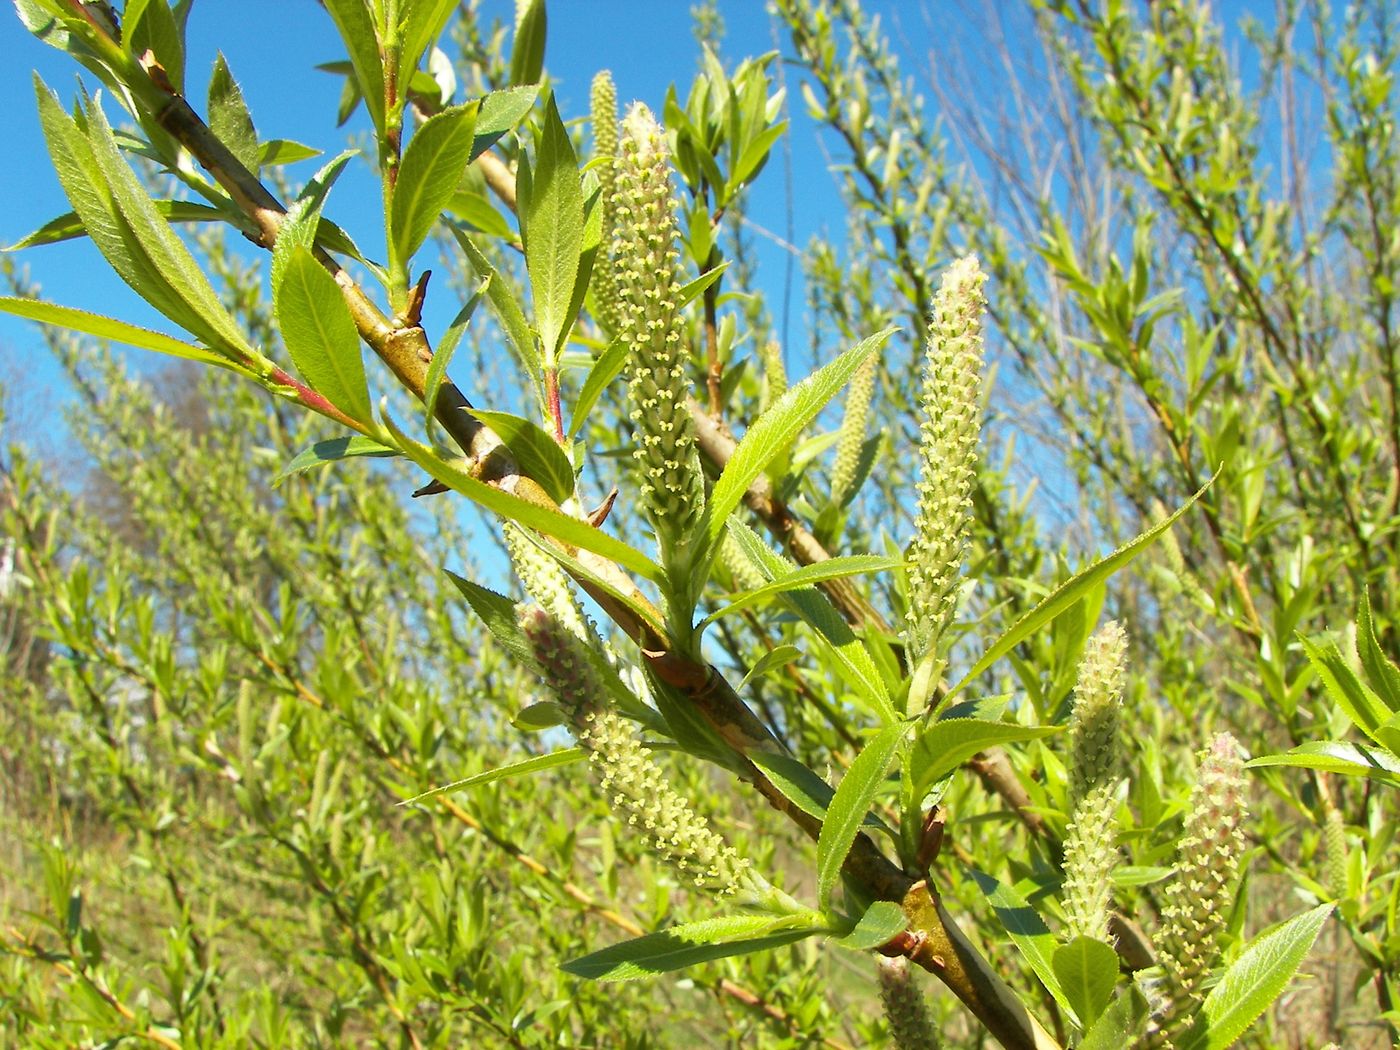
1;0;1397;1046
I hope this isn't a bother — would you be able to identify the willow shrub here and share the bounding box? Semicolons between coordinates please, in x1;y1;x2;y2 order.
3;0;1391;1046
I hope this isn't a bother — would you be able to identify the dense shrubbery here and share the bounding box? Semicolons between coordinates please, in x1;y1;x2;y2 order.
2;1;1397;1046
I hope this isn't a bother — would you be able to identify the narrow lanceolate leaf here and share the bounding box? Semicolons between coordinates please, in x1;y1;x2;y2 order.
397;748;585;806
445;571;536;665
524;95;584;362
509;0;547;87
383;414;663;582
746;750;893;836
397;0;459;87
391;102;480;265
472;85;540;160
1246;741;1400;788
273;436;400;486
706;328;895;550
271;150;357;295
816;721;907;906
1179;904;1333;1050
1358;591;1400;711
208;52;259;174
1298;633;1393;745
259;139;321;166
322;0;385;133
275;248;371;423
35;83;261;364
569;336;628;438
835;901;908;950
728;520;894;721
424;281;486;427
1079;988;1150;1050
451;226;543;398
1051;937;1118;1028
968;870;1078;1024
911;719;1060;799
4;200;224;250
561;915;823;981
946;470;1219;702
737;645;802;690
699;555;902;629
0;297;228;368
465;409;576;505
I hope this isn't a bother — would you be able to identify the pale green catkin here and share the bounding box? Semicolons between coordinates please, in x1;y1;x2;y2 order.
759;339;787;413
904;255;986;663
502;523;593;645
830;354;876;508
1068;621;1127;808
1061;621;1128;943
1149;733;1249;1048
613;104;705;559
589;71;621;333
518;606;750;895
877;956;943;1050
1324;805;1347;900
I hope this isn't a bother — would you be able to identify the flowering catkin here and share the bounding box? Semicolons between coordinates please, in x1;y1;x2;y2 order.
1149;733;1249;1047
831;354;876;508
1061;622;1127;943
905;255;986;663
589;71;621;333
518;606;750;895
877;956;943;1049
612;103;704;561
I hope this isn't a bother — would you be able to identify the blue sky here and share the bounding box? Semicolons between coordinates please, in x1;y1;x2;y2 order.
0;1;845;456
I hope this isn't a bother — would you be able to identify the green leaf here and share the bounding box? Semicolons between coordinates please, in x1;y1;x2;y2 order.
0;297;228;368
275;248;371;423
383;415;662;582
677;261;730;308
397;748;585;806
1052;937;1119;1028
273;435;399;486
737;645;801;690
208;52;259;174
35;83;260;363
728;520;894;721
445;571;536;665
1180;904;1333;1050
562;915;822;981
706;328;894;551
834;901;908;950
473;85;540;160
947;471;1218;701
447;187;517;241
4;200;224;250
1245;741;1400;788
322;0;385;133
258;139;321;166
271;151;355;295
911;719;1060;800
1357;591;1400;713
391;102;480;265
397;0;458;88
524;94;584;362
509;0;547;87
968;869;1078;1024
569;337;629;438
746;750;892;837
126;0;185;93
425;280;486;428
1299;632;1393;745
450;225;543;398
816;721;907;905
465;409;575;505
699;555;901;630
1079;988;1150;1050
512;702;565;731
